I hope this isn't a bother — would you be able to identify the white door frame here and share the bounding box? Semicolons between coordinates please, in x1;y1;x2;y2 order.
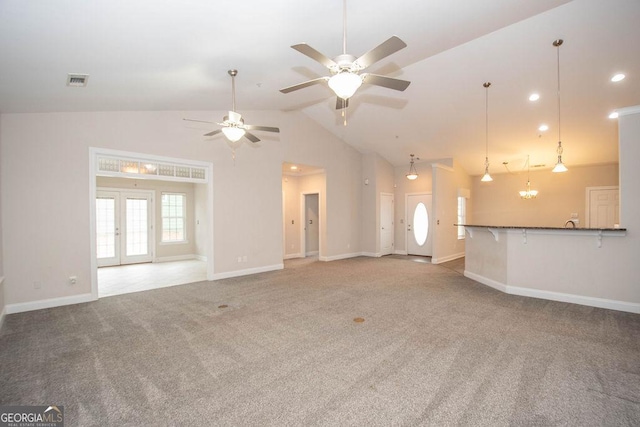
89;147;214;300
300;191;322;258
585;186;619;227
405;192;432;255
96;188;155;266
380;192;394;256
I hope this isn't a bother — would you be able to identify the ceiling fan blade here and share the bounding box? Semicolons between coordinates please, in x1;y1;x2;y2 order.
228;111;242;123
291;43;337;68
204;129;222;137
280;77;329;94
354;36;407;69
244;132;260;143
335;97;349;110
183;118;215;124
361;73;411;91
244;125;280;133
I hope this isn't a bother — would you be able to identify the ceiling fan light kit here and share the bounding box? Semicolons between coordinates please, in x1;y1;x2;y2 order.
328;71;363;100
280;0;410;111
183;69;279;155
406;154;418;180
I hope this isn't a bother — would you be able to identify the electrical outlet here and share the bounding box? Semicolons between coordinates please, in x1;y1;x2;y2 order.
69;276;77;285
237;256;242;263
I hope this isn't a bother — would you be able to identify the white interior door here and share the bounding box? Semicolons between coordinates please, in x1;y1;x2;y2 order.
588;187;619;228
304;194;319;256
380;193;394;255
96;190;153;266
407;194;433;256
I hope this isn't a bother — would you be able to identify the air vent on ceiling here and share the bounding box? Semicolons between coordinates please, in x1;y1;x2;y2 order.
66;73;89;87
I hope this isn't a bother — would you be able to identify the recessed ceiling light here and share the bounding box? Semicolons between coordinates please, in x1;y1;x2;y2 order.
529;93;540;101
611;73;625;82
609;111;619;119
290;165;298;170
538;124;549;132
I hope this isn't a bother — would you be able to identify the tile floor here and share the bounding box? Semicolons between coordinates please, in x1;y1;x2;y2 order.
98;259;207;298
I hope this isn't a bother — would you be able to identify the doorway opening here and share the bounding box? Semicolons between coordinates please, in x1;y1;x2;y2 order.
282;162;325;263
303;193;319;257
89;148;214;299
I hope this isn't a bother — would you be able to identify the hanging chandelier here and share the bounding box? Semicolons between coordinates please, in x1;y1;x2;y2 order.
406;154;418;180
552;39;568;173
519;155;539;199
481;82;493;182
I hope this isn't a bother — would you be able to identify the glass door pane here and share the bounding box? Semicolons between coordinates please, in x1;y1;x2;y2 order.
125;198;149;256
96;197;116;258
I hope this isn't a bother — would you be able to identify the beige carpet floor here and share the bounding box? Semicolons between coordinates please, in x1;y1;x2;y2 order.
1;256;639;426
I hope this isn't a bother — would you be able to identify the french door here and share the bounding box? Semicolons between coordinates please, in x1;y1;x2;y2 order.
406;193;433;256
96;190;153;267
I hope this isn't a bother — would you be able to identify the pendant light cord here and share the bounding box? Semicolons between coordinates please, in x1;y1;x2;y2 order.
485;82;490;162
557;43;561;144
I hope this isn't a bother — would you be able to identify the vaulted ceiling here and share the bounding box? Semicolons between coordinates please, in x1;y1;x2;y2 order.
1;0;638;175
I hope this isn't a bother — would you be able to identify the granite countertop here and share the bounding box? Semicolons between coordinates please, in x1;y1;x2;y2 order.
455;224;627;232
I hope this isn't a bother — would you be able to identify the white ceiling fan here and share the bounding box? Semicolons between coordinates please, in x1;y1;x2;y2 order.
280;0;411;110
184;70;279;148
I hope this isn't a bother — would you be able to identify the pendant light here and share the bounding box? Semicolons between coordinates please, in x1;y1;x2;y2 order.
519;155;539;199
481;82;493;182
406;154;418;180
552;39;568;173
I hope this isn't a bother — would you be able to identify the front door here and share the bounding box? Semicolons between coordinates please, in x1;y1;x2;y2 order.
96;190;153;267
407;193;433;256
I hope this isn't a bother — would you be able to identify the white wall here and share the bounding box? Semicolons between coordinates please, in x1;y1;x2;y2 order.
0;117;4;325
431;160;471;263
0;110;363;309
194;183;208;259
361;153;394;256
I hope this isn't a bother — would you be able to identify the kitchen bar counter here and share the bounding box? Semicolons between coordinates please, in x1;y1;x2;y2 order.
457;224;636;313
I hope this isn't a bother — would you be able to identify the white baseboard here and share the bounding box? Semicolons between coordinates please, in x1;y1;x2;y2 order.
360;252;381;257
432;252;465;264
6;293;96;315
319;252;362;262
283;253;303;260
211;263;284;280
464;271;508;293
305;251;319;256
0;307;5;332
394;250;408;255
154;254;198;263
195;254;207;262
465;270;640;314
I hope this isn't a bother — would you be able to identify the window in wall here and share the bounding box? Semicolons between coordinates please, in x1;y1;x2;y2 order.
162;193;186;243
457;196;466;239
